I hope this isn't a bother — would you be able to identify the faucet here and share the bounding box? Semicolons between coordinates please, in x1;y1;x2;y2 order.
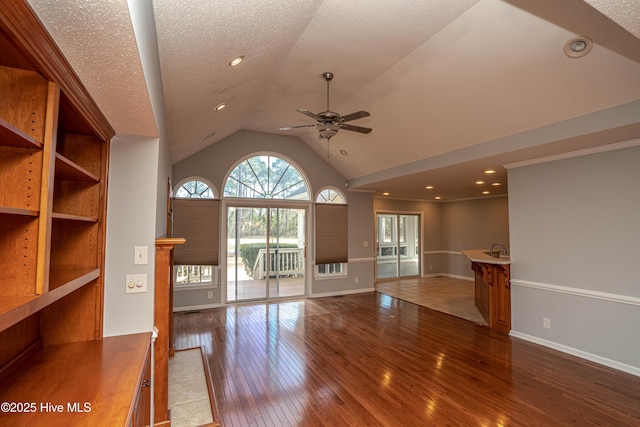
489;242;508;258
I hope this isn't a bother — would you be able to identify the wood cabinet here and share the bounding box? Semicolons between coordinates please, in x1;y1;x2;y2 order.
0;3;150;425
472;262;511;333
0;333;151;426
131;338;153;427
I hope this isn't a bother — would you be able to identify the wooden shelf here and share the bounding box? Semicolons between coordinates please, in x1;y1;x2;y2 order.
49;267;100;291
0;333;151;426
0;118;43;149
55;152;100;182
52;212;98;222
0;206;38;216
0;268;99;333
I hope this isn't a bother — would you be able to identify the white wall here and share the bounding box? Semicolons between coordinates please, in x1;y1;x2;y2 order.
103;135;159;336
508;142;640;375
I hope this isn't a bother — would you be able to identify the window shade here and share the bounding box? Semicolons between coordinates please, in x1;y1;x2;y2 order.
315;204;348;264
172;199;219;265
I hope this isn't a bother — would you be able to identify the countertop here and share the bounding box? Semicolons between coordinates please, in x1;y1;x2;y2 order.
461;249;511;265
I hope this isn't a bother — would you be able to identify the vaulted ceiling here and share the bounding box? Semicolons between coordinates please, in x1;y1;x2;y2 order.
28;0;640;201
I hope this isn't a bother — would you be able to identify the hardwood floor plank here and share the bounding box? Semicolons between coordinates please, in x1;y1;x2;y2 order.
173;293;640;426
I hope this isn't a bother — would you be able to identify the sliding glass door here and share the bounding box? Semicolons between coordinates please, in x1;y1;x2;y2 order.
227;206;306;302
376;213;420;279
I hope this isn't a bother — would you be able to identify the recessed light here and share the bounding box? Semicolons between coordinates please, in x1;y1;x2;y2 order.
435;196;441;200
491;182;502;186
482;191;490;195
425;186;434;190
340;149;349;157
483;169;496;175
564;36;592;58
475;180;485;185
229;55;244;67
215;103;226;111
382;192;390;196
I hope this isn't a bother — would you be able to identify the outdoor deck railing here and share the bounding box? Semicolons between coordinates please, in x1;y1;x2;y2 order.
252;247;304;279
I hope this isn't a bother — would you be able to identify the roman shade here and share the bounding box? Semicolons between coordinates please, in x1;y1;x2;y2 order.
172;199;219;265
315;203;348;264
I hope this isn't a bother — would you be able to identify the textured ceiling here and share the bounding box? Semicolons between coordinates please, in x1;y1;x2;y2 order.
28;0;640;201
27;0;157;138
586;0;640;39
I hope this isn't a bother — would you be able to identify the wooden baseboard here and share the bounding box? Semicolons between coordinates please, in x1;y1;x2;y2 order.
198;346;221;426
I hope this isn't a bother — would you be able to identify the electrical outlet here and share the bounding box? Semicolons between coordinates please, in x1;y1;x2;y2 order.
126;273;147;294
207;291;213;299
543;317;551;329
355;277;359;284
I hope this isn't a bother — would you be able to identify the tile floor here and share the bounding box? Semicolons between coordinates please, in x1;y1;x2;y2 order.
375;276;487;325
168;348;213;426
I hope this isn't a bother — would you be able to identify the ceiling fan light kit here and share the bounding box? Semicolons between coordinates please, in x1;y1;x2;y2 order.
280;72;372;145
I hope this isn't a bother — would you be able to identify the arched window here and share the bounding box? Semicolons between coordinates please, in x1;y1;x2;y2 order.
175;178;215;199
315;187;347;278
223;155;309;200
316;187;346;204
172;177;218;289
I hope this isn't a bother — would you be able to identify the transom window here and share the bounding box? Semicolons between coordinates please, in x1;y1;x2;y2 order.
316;187;346;204
223;155;309;200
175;179;215;199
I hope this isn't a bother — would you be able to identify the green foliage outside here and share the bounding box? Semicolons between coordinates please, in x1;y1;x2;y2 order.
239;243;299;278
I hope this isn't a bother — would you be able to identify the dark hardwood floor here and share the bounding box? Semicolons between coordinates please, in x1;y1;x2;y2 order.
173;292;640;426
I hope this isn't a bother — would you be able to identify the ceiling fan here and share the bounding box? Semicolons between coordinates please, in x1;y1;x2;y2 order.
280;72;372;141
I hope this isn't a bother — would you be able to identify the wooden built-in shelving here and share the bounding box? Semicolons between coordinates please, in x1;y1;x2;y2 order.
0;2;153;425
54;152;100;182
0;118;43;149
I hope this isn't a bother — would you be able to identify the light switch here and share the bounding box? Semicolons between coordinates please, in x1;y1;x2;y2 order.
134;246;148;265
125;273;147;294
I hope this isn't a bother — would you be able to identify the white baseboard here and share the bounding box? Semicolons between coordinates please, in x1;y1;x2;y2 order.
310;287;375;298
173;303;223;312
509;330;640;378
422;272;473;281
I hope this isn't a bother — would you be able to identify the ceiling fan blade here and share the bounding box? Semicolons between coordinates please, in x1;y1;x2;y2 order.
279;124;315;131
339;123;372;134
340;110;370;122
296;109;322;122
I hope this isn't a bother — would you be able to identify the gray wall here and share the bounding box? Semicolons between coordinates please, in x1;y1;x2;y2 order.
508;143;640;374
442;197;509;277
103;135;159;336
172;130;375;307
373;196;509;278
